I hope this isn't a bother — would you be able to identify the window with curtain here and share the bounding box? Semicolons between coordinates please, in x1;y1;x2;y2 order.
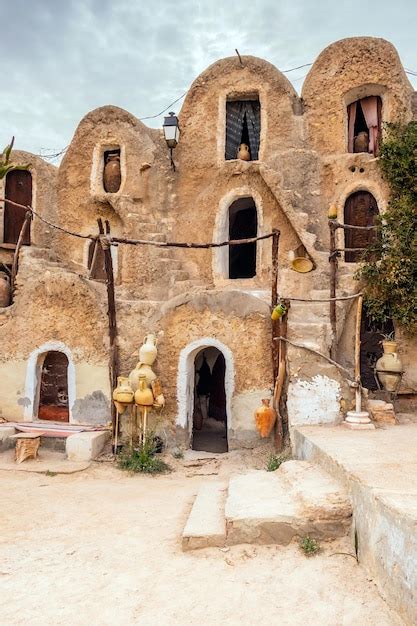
347;96;382;156
225;98;261;161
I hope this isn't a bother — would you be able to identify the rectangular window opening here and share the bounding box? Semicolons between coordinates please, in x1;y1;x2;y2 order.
347;96;382;156
225;98;260;161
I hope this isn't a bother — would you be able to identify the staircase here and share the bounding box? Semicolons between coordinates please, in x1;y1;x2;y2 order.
182;460;352;550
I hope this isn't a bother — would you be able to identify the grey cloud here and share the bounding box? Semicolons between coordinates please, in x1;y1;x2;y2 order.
0;0;416;156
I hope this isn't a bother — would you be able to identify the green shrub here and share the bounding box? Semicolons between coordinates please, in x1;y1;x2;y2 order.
266;452;290;472
357;122;417;334
117;435;170;474
300;536;320;557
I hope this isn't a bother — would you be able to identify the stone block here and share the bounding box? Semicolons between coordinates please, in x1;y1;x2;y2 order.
66;430;110;462
182;482;227;550
367;400;397;424
0;426;17;452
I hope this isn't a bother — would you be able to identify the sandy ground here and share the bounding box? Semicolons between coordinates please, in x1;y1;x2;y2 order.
0;451;404;626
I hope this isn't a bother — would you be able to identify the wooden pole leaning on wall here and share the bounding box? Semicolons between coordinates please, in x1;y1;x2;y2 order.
270;229;285;451
10;210;32;300
329;219;339;360
354;294;363;412
97;218;119;442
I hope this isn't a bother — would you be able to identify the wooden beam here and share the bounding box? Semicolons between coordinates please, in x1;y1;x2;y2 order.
10;210;32;300
97;218;118;443
329;220;338;359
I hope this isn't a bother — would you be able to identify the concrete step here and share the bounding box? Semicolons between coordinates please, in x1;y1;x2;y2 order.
225;461;351;546
182;482;227;551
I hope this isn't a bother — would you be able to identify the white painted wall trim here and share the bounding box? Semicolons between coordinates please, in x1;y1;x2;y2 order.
23;341;76;422
176;338;235;436
212;187;264;282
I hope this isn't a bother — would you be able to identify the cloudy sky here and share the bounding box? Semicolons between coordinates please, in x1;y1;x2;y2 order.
1;0;416;159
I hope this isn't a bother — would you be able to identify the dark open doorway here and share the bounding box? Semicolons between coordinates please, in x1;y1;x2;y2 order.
192;347;228;453
228;197;257;279
38;351;70;422
360;305;394;391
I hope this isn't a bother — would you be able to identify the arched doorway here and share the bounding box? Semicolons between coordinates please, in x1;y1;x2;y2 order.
38;351;69;422
192;347;228;453
228;197;258;278
4;170;32;245
344;191;379;262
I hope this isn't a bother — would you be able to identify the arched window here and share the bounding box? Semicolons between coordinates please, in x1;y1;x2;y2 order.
344;191;379;262
347;96;382;156
228;197;258;278
4;170;32;245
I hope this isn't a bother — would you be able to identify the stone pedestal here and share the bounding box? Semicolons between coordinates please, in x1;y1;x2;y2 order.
344;411;375;430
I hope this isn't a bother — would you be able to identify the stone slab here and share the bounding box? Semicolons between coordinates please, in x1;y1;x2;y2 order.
293;424;417;625
182;481;227;550
66;430;110;462
0;448;89;474
225;463;351;546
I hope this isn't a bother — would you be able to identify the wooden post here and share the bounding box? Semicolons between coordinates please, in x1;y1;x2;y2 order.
271;229;280;382
329;220;338;359
354;295;363;412
97;218;118;443
10;210;32;301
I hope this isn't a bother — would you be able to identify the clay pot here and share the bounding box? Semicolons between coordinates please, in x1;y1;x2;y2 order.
0;272;11;308
376;341;403;392
237;143;251;161
271;303;287;321
134;375;154;406
139;334;157;365
255;398;277;438
354;131;369;153
112;376;134;405
129;363;156;391
328;205;338;220
103;153;121;193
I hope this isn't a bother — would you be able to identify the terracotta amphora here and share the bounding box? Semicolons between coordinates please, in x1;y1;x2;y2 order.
103;153;121;193
237;143;251;161
376;341;403;392
255;398;277;438
139;334;157;365
134;374;154;406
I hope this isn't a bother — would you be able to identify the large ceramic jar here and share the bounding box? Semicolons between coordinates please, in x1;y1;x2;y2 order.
139;334;157;365
254;398;277;438
103;153;121;193
376;341;403;392
0;272;11;308
134;375;154;406
129;363;157;391
113;376;134;405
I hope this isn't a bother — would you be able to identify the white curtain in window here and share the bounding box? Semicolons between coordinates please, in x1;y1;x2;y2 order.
360;96;379;155
347;101;357;153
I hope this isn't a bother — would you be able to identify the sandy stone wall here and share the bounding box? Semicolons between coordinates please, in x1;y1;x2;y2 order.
1;36;416;436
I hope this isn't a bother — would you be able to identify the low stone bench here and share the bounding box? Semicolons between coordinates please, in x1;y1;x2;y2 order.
66;430;110;462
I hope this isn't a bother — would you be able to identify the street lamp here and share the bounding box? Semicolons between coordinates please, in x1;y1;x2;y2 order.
163;112;180;170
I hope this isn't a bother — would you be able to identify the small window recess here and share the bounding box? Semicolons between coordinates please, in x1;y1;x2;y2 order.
225;96;261;162
102;148;121;193
347;96;382;156
228;197;257;279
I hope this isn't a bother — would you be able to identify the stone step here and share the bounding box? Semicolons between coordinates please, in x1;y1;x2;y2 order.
182;482;227;551
225;461;351;546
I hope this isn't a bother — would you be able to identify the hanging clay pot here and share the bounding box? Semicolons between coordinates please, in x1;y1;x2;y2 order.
0;272;11;308
129;363;157;391
237;143;251;161
103;153;121;193
271;303;287;321
139;334;158;365
134;374;154;406
354;131;369;153
376;341;403;392
328;205;338;220
113;376;134;405
255;398;277;438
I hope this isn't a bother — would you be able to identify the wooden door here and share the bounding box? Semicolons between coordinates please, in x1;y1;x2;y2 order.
4;170;32;244
344;191;378;262
38;352;69;422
